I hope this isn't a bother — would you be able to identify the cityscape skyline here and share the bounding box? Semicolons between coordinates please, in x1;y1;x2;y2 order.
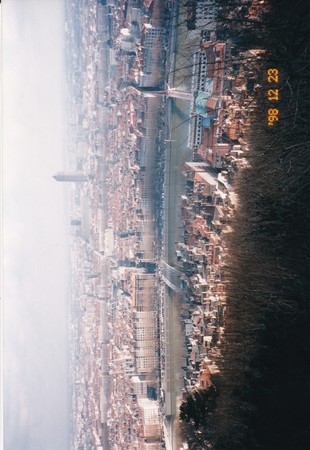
2;0;309;449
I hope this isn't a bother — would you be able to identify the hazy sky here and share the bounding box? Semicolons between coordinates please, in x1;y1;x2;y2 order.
2;1;70;448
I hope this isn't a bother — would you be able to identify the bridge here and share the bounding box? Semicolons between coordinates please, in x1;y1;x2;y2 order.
161;260;183;293
130;85;192;101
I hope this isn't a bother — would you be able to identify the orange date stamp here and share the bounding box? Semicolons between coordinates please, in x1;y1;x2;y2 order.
267;69;279;126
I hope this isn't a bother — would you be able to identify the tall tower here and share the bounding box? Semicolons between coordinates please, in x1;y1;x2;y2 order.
52;171;88;182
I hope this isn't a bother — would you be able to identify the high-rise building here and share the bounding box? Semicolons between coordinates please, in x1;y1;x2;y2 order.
52;171;88;182
138;398;162;440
